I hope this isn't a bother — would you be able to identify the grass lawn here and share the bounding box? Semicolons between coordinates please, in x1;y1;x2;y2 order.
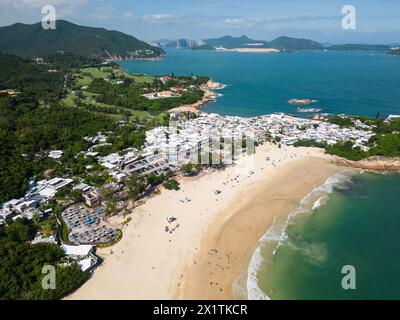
64;66;155;122
60;93;75;107
82;66;113;78
124;73;155;84
74;67;154;87
74;66;114;86
61;92;151;122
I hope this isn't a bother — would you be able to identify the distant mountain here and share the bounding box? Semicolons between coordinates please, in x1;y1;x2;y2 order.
0;20;165;59
321;42;335;48
388;48;400;56
204;35;270;49
327;44;390;51
268;36;323;51
199;35;322;51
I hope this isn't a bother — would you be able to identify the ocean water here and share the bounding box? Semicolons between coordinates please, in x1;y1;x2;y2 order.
120;50;400;300
120;48;400;117
248;171;400;300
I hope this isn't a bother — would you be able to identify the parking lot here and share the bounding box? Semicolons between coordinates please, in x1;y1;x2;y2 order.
124;158;176;176
61;205;118;245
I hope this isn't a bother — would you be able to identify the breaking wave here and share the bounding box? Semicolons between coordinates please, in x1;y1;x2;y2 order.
246;170;356;300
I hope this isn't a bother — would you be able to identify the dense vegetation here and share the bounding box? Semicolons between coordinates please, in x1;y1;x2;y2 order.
79;74;207;114
0;52;64;100
0;20;164;59
0;219;89;300
0;94;114;203
1;52;191;203
327;115;354;127
295;118;400;161
0;53;116;202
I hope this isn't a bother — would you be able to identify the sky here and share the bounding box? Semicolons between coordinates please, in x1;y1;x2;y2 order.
0;0;399;44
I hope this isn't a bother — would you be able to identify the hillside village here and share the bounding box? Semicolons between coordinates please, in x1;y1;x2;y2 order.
1;52;399;285
0;110;383;263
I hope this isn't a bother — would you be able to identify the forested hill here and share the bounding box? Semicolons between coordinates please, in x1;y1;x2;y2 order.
268;36;323;51
0;20;165;59
0;52;64;99
199;35;323;51
204;35;270;49
388;48;400;56
0;53;115;203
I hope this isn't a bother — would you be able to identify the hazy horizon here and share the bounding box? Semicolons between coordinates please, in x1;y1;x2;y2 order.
0;0;399;44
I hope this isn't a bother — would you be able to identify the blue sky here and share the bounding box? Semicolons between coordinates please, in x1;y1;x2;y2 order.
0;0;399;43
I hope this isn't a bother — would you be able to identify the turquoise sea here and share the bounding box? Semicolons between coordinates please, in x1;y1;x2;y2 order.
120;49;400;300
248;171;400;300
120;48;400;117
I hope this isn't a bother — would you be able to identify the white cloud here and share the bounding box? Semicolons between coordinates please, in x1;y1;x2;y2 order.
223;17;265;28
123;12;134;19
0;0;88;18
143;14;174;23
0;0;86;9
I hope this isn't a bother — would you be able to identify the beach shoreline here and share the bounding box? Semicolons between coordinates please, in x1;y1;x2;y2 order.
173;153;343;300
169;80;224;114
67;144;344;300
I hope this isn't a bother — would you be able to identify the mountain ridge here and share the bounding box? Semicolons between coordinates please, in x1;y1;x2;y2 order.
0;20;165;59
192;35;323;51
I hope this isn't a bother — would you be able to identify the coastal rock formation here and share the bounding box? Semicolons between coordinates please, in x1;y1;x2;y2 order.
288;99;318;105
335;156;400;172
169;80;224;113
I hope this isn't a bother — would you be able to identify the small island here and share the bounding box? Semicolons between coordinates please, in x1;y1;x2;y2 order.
288;98;319;106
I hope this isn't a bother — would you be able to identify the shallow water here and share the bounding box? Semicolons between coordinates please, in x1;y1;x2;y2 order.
120;49;400;118
250;171;400;300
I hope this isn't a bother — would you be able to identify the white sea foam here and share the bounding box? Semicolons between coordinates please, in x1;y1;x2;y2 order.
312;197;323;210
247;170;356;300
214;84;228;90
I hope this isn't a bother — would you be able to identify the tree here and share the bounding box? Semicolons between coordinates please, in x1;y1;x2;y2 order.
181;163;194;175
126;173;147;201
100;186;118;216
5;218;37;242
147;173;165;186
104;197;117;216
69;189;84;203
163;179;180;191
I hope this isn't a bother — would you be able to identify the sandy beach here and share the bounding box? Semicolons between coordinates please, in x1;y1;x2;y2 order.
68;143;343;300
216;48;281;53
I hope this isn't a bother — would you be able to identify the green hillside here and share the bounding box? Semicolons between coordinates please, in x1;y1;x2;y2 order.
268;36;323;50
204;35;269;49
0;20;165;59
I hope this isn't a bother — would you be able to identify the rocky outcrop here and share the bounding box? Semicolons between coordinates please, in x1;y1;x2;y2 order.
335;156;400;172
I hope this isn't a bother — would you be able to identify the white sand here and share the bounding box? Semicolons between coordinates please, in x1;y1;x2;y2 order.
67;143;338;300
